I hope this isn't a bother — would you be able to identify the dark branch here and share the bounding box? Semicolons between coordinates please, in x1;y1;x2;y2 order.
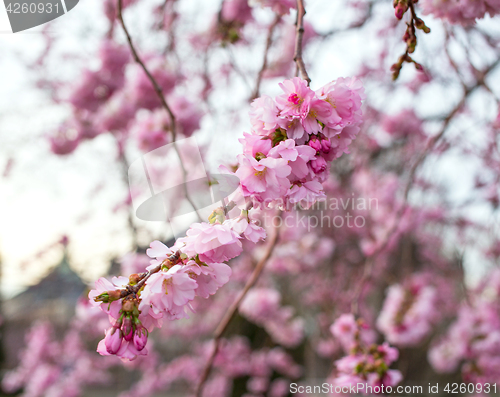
293;0;311;85
117;0;202;222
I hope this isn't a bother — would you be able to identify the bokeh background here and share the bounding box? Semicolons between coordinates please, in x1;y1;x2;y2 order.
0;0;499;395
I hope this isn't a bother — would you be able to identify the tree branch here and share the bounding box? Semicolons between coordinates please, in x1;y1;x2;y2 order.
293;0;311;85
251;14;281;100
117;0;202;222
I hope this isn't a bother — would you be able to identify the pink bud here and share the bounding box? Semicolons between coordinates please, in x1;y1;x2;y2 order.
104;327;123;354
394;4;407;19
310;157;327;174
308;137;321;152
122;317;134;341
320;139;331;154
133;327;148;351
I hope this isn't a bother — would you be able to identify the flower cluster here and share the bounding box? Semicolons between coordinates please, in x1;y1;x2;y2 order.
329;314;403;392
89;213;267;360
88;77;364;360
377;276;438;347
236;76;364;208
49;42;203;156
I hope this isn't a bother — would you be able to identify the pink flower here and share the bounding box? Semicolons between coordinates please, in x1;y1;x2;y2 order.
330;314;358;350
221;0;253;24
330;314;376;352
330;337;402;394
128;59;177;110
133;326;148;351
367;369;403;388
240;132;272;158
88;276;129;319
104;327;123;354
177;221;242;263
382;110;424;139
286;180;325;207
377;281;438;347
377;342;399;364
139;265;198;320
276;77;314;119
236;154;291;201
249;95;281;135
309;156;327;174
280;118;306;141
170;96;203;137
184;261;232;299
316;77;365;136
268;139;299;161
308;136;322;152
301;98;333;134
288;145;316;180
97;337;147;361
131;109;171;152
230;218;267;243
326;125;362;159
49;124;80;156
146;240;174;266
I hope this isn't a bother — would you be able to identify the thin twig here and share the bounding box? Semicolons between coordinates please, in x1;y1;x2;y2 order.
115;140;139;248
320;2;373;38
227;47;252;90
251;14;281;100
117;0;202;222
194;212;282;397
293;0;311;85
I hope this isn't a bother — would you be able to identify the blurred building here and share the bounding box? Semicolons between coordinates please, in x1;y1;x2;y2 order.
1;251;86;368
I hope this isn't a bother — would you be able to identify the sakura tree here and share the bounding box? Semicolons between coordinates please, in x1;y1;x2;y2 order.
2;0;500;396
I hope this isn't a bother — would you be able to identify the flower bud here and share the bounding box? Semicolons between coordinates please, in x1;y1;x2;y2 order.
94;289;122;303
394;3;408;19
310;157;327;174
133;326;148;351
104;327;123;354
320;139;331;154
407;36;417;53
122;299;135;313
129;273;142;285
308;137;321;152
122;316;134;341
415;18;431;33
